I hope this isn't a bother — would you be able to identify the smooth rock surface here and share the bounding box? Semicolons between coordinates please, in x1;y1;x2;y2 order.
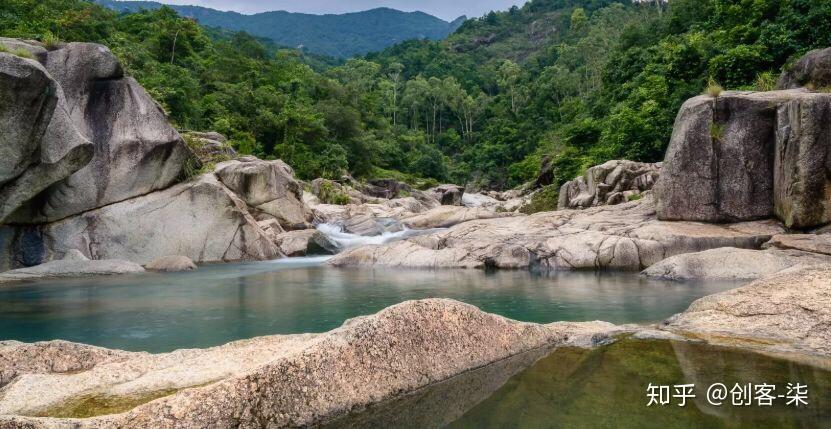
763;233;831;256
401;206;517;229
0;259;145;284
558;160;660;209
0;299;616;428
275;229;339;256
642;247;831;281
144;255;197;272
331;196;785;270
664;265;831;356
428;184;465;206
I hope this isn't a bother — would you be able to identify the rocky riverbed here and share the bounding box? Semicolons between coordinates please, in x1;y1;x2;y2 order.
1;39;831;427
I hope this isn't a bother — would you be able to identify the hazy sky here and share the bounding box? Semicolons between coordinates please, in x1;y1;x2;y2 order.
129;1;527;21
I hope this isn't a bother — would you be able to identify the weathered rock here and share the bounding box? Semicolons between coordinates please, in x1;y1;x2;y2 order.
0;259;145;284
144;255;197;272
461;192;500;208
215;158;312;230
7;175;281;266
0;52;93;223
778;47;831;90
275;229;339;256
181;131;236;165
402;205;517;229
331;196;785;270
642;247;831;281
558;160;660;210
428;184;465;206
773;93;831;228
0;299;616;427
664;265;831;356
763;233;831;256
0;341;138;388
310;178;371;205
8;42;191;224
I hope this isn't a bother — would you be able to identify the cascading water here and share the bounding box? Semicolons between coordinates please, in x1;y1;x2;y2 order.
315;222;445;251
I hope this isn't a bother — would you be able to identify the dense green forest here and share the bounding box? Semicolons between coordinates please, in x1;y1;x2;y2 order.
2;0;830;193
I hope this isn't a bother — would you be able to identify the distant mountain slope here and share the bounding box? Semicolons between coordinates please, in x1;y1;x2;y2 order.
96;1;466;58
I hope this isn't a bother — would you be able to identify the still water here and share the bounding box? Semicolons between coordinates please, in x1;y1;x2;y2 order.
0;258;742;352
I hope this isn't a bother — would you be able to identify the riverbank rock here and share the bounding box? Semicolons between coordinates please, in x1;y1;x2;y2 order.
664;265;831;356
0;49;93;223
9;42;191;224
215;158;312;230
762;233;831;255
778;47;831;90
0;258;145;284
144;256;197;272
275;229;339;256
330;196;785;270
428;184;465;206
402;205;517;229
655;89;831;228
0;299;616;427
642;247;831;281
558;160;660;210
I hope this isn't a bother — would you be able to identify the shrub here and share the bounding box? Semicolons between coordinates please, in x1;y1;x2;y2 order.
519;185;560;215
754;71;777;92
318;181;350;205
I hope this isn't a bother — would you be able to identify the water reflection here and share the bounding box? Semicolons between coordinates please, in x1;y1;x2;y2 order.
0;261;741;352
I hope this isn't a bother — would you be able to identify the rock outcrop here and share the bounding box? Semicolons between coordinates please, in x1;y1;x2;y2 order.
7;42;191;224
181;131;236;165
664;265;831;356
428;184;465;206
274;229;339;256
0;258;145;284
762;233;831;256
558;160;660;210
330;196;785;270
655;88;831;228
778;47;831;90
0;299;615;428
642;247;831;281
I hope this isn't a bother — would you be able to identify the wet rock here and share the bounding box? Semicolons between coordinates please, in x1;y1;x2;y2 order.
428;184;465;206
331;196;785;270
664;265;831;356
0;259;145;284
558;160;660;210
778;47;831;90
144;256;197;272
642;247;831;281
0;299;616;427
275;230;339;256
215;158;312;230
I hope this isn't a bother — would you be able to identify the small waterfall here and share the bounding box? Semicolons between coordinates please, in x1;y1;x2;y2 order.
316;223;445;250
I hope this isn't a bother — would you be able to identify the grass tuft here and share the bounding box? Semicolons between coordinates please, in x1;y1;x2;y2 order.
705;77;723;98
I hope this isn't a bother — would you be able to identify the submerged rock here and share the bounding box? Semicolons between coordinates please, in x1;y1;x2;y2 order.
642;247;831;281
664;265;831;356
0;259;145;284
330;196;785;270
0;299;615;428
558;160;660;210
144;256;197;272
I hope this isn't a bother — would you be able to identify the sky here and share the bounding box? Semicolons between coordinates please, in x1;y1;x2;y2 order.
125;1;528;21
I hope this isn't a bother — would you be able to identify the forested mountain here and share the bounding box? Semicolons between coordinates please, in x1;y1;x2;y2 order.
2;0;830;195
94;1;465;58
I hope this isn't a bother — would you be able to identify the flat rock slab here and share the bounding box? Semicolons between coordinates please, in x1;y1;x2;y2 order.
664;265;831;356
0;299;615;428
330;197;785;270
763;233;831;256
0;259;144;284
642;247;831;281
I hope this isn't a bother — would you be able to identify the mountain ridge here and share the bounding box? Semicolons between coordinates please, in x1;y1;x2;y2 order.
95;1;466;58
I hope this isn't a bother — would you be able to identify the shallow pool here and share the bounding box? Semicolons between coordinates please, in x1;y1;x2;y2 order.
0;258;742;352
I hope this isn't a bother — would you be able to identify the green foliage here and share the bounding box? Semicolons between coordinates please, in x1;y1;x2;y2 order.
705;77;724;97
519;185;560;215
317;181;350;205
12;48;33;59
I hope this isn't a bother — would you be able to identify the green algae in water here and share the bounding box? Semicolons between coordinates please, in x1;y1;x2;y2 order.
327;339;831;429
448;339;831;429
36;389;180;418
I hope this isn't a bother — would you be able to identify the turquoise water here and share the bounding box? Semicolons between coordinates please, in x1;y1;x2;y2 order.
0;258;742;352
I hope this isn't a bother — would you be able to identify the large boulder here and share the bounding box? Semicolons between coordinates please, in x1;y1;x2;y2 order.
558;160;660;210
778;47;831;90
656;89;831;228
642;247;831;281
0;299;615;427
428;184;465;206
274;229;339;256
5;175;281;266
0;50;93;223
664;265;831;356
330;196;785;270
7;42;191;224
216;158;312;230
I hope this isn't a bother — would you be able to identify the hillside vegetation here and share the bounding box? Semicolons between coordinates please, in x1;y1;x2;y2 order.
95;1;465;58
2;0;830;190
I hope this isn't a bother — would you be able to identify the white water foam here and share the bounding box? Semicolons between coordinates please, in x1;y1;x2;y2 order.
316;223;445;250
